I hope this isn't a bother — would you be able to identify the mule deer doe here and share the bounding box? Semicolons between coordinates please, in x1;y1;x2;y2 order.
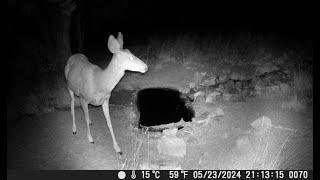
64;32;148;155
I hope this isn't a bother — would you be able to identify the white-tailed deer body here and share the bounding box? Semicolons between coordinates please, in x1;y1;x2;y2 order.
64;32;148;155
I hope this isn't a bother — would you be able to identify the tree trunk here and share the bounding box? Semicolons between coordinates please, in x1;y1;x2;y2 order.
54;13;72;71
75;9;85;53
50;0;76;72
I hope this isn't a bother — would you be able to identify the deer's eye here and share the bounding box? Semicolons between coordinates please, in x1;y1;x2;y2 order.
129;56;133;60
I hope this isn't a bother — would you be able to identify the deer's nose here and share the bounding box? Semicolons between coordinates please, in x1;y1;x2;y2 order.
144;66;148;72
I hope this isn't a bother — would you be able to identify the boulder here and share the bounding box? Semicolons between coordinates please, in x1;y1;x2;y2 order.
157;128;186;157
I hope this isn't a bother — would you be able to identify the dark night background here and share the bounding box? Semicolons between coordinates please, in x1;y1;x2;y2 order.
79;1;313;51
8;0;313;55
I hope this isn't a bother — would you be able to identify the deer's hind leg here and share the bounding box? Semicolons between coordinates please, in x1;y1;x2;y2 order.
68;88;77;134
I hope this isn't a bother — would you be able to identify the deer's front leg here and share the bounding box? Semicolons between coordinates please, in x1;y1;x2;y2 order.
102;100;122;155
80;98;94;143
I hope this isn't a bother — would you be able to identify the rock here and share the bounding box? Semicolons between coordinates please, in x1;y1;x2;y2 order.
218;83;224;90
270;85;280;92
274;81;281;85
203;115;213;126
196;111;210;120
194;95;206;103
279;83;290;94
286;74;291;79
194;91;205;99
239;73;247;81
201;79;209;86
235;81;242;90
157;128;186;157
208;91;221;100
180;87;190;94
224;80;235;89
254;84;264;95
242;80;250;89
250;116;273;129
228;88;239;94
251;77;262;86
200;72;207;76
223;92;232;100
163;128;178;136
230;72;241;80
219;74;228;82
272;65;279;71
222;68;231;74
284;69;290;74
213;108;224;117
201;77;217;86
205;86;216;94
254;85;272;95
193;72;204;84
206;96;213;103
255;65;272;76
189;82;196;89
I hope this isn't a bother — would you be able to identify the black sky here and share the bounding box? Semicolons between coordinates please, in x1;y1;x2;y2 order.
76;0;313;43
8;0;313;54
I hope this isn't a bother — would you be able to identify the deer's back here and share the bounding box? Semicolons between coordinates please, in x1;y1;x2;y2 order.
65;54;103;99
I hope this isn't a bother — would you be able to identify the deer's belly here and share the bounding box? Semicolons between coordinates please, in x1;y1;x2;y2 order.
88;93;111;106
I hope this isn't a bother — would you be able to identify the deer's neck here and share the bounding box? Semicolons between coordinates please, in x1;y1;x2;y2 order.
99;56;125;93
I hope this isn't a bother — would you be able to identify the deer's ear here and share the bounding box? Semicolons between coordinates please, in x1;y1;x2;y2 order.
108;35;120;54
117;32;124;49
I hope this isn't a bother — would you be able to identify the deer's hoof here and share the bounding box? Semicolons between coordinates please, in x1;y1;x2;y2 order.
73;132;76;134
117;151;123;155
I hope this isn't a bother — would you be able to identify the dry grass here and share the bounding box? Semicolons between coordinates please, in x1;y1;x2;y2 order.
252;126;298;170
293;67;313;100
117;128;150;170
280;53;312;112
254;125;312;170
281;95;306;112
143;32;268;70
224;115;312;170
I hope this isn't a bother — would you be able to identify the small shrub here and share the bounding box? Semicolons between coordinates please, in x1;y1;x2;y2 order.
293;66;313;100
281;95;306;112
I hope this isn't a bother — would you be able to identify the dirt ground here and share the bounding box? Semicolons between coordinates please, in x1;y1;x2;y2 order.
7;62;313;170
